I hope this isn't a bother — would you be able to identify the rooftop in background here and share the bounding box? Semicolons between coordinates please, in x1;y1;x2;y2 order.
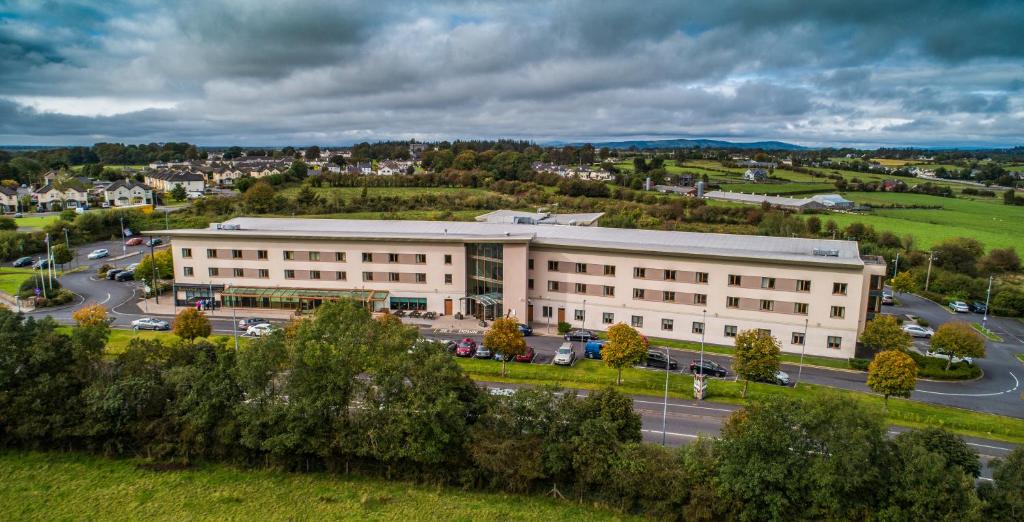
475;209;604;226
153;216;869;268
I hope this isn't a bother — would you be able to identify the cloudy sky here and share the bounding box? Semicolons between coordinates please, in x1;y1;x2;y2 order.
1;0;1022;148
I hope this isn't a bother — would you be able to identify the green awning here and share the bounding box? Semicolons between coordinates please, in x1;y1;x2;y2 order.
222;286;388;301
461;292;503;306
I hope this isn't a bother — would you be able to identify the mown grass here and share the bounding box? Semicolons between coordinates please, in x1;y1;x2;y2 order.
57;326;243;355
272;209;488;221
610;334;856;371
971;323;1003;342
13;215;59;229
277;186;493;199
0;268;34;295
456;357;1024;444
0;452;633;521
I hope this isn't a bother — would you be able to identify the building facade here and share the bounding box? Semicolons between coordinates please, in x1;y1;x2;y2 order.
155;217;886;359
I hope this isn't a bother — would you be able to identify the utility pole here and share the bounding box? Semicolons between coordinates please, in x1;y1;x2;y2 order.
795;318;809;388
893;252;900;277
924;252;934;292
983;275;993;328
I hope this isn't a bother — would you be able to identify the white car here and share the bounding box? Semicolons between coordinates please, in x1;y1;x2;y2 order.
131;317;170;331
902;324;934;338
926;350;974;365
245;323;276;337
126;263;139;271
553;343;576;366
949;301;970;313
87;248;109;260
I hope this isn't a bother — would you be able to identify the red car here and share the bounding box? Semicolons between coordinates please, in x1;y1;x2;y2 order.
514;346;536;363
125;237;144;246
455;338;477;357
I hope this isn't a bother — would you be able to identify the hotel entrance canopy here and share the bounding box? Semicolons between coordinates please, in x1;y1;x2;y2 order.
460;292;503;306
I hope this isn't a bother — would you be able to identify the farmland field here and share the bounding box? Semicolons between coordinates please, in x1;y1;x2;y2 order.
277;186;493;199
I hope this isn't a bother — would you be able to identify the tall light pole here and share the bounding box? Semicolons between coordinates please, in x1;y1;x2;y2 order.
795;318;809;388
119;215;126;256
893;251;900;277
982;275;993;328
924;252;935;292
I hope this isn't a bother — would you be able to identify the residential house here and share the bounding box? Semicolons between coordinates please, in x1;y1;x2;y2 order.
0;185;18;213
743;168;769;182
34;177;91;211
144;170;206;194
104;180;154;207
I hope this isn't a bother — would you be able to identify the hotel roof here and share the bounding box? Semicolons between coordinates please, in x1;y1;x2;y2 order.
153;216;867;268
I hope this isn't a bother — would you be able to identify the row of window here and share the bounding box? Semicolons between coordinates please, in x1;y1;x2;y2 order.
185;267;450;285
183;247;454;265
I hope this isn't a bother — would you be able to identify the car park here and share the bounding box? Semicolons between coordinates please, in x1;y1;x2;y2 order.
926;349;973;365
245;323;276;337
12;256;33;267
114;270;134;281
901;324;934;338
564;329;597;342
553;343;576;366
881;292;893;305
87;248;109;260
689;359;728;377
124;237;144;246
517;323;533;336
475;344;493;359
583;340;605;359
514;346;536;363
645;350;678;370
131;317;170;331
455;338;477;357
106;268;124;280
969;301;987;314
145;238;163;247
949;301;970;313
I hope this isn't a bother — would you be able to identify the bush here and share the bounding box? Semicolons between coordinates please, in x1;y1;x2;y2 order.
849;358;871;371
916;317;930;327
909;352;981;380
96;263;112;276
557;321;572;334
33;288;74;307
18;276;61;299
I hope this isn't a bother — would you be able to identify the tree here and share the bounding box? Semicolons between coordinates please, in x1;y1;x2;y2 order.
169;183;187;202
895;427;981;478
173;308;211;341
930;321;985;370
602;323;647;385
483;317;527;376
890;270;915;294
733;329;780;397
806;215;822;235
242;181;277;212
979;247;1021;274
933;237;985;276
72;304;109;328
135;248;173;284
51;243;74;270
859;316;911;354
0;216;15;230
867;350;917;409
303;145;320;160
881;434;982;520
979;447;1024;520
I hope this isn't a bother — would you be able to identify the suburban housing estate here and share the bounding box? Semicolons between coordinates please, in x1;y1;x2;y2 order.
155;215;886;359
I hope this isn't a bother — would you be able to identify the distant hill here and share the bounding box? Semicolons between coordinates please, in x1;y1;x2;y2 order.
570;138;809;150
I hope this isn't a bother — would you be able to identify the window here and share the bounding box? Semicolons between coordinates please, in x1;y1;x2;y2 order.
760;299;774;311
208;267;219;277
727;296;740;308
233;268;244;277
791;332;805;345
661;318;674;331
182;248;192;258
388;253;399;263
415;254;426;264
335;271;346;281
445;274;453;285
724;325;737;337
574;309;585;321
794;302;809;315
631;315;643;328
283;250;294;260
830;306;845;319
309;251;320;262
284;269;294;279
335;252;345;262
633;288;645;299
528;278;534;289
604;265;616;276
257;249;268;260
548;281;560;291
206;248;217;258
693;293;707;305
258;269;269;279
663;290;676;302
827;336;842;349
575;283;587;293
833;282;848;295
664;269;677;281
692;321;704;334
602;312;614;324
728;274;742;286
310;270;321;280
633;267;646;278
761;277;776;289
362;272;373;281
362;252;373;262
603;285;615;297
389;272;400;282
445;254;453;265
695;272;709;283
183;266;194;276
415;273;426;283
575;263;587;273
542;306;553;318
548;260;559;271
797;279;811;292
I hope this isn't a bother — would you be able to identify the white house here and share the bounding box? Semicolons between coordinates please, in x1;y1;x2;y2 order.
104;180;154;207
34;180;91;211
743;168;769;182
144;170;206;194
0;186;18;213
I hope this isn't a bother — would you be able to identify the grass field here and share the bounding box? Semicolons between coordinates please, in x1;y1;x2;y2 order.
278;186;493;199
0;268;34;295
13;215;59;229
718;181;835;195
269;209;487;221
0;452;631;521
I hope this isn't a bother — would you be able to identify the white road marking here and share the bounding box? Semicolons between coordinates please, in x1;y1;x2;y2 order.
915;371;1019;397
641;429;699;439
98;293;111;305
632;399;734;413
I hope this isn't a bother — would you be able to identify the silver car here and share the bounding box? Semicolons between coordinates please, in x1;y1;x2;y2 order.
131;317;170;330
902;324;934;338
553;343;576;366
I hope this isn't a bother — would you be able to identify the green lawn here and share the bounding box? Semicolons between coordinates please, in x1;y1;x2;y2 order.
278;186;492;199
971;323;1003;342
718;181;835;195
0;268;34;295
14;215;59;229
0;452;630;521
268;209;487;221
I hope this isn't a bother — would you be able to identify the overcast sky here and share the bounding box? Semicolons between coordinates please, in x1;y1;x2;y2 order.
1;0;1022;148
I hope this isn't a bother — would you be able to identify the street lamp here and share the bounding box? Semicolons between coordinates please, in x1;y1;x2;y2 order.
982;275;993;328
924;252;935;292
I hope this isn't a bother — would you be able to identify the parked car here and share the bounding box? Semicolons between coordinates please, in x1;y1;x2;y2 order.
689;359;728;377
926;349;974;365
443;340;458;353
517;323;533;336
131;317;170;331
455;338;477;357
87;248;109;260
881;292;894;305
475;344;494;359
949;301;970;313
245;323;276;337
553;343;577;366
514;346;536;363
902;324;934;338
12;256;33;267
13;212;22;218
969;301;988;314
238;317;269;329
106;268;124;280
114;270;134;281
584;340;605;359
32;258;49;269
124;237;144;246
126;263;139;271
773;371;792;386
645;350;678;370
564;329;597;342
145;238;163;247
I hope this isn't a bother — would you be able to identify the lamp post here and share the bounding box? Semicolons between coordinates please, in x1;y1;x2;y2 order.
982;275;993;328
795;318;809;388
119;215;126;256
924;252;935;292
893;251;900;277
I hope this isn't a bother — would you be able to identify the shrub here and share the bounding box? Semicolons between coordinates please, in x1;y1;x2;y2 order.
909;352;981;380
849;358;871;371
34;288;74;307
916;317;930;327
557;321;572;334
18;276;61;299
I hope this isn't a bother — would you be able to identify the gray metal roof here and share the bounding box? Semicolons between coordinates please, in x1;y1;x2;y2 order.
475;210;604;226
155;216;866;268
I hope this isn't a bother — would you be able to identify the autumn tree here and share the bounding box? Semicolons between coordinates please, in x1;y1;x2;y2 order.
732;330;780;397
173;308;211;341
890;271;915;294
603;323;647;385
859;316;912;354
242;181;277;213
72;304;109;328
867;350;917;409
930;321;985;370
135;248;174;285
483;316;527;376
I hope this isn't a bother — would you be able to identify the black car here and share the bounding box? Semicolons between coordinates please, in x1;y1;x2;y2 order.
969;301;988;314
114;270;135;281
645;350;678;370
689;359;728;377
106;268;125;280
13;256;33;267
145;238;163;247
564;329;598;342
